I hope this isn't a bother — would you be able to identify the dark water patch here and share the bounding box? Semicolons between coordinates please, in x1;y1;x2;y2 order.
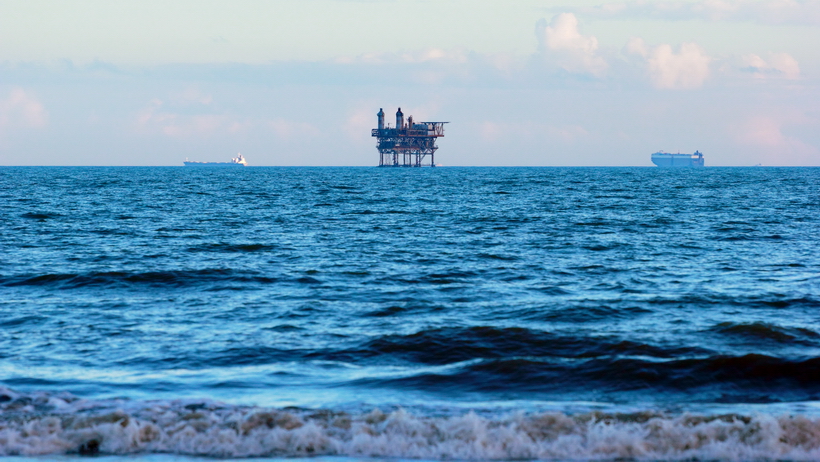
295;276;322;284
529;305;651;323
156;227;198;232
204;286;261;292
670;242;706;250
647;294;820;310
90;229;131;236
342;270;371;276
0;315;47;327
120;269;234;286
3;273;78;286
1;269;279;289
529;286;572;296
366;305;408;317
421;271;478;285
710;322;820;343
501;274;530;282
20;212;60;220
477;253;518;261
583;243;625;251
388;271;480;285
264;324;303;332
567;265;622;275
362;354;820;402
759;297;819;308
188;243;277;253
713;225;757;234
347;326;706;366
363;304;446;318
715;234;753;242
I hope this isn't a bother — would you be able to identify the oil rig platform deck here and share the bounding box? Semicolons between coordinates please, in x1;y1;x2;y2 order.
372;107;448;167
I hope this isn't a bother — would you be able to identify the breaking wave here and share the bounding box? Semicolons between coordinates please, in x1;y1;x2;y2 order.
2;388;820;460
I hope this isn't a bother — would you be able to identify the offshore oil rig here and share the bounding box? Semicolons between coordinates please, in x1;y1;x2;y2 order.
372;108;448;167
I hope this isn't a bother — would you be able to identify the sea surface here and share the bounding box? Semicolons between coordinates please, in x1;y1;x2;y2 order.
1;166;819;460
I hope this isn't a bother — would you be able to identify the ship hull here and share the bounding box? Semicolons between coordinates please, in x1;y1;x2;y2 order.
183;162;246;167
651;152;705;167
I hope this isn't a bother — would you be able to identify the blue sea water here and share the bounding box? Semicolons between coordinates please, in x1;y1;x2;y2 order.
1;166;819;460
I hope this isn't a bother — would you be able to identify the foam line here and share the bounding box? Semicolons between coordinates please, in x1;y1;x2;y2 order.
2;389;820;459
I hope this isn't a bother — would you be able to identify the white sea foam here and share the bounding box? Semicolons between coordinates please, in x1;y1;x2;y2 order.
2;388;820;460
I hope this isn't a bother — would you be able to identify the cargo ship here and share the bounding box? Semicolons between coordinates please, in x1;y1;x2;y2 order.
651;151;704;167
184;153;247;167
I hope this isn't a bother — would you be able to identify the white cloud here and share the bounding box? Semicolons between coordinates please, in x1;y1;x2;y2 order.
581;0;820;25
627;39;711;89
741;53;800;79
536;13;608;76
135;98;249;138
136;98;321;140
136;97;320;140
0;88;48;129
733;115;819;164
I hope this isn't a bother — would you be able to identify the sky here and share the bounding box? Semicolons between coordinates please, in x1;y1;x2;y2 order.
1;0;819;166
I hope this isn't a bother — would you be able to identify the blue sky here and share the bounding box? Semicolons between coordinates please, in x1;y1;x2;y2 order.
1;0;818;166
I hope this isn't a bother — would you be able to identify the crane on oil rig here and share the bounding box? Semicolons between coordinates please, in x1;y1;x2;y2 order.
371;107;448;167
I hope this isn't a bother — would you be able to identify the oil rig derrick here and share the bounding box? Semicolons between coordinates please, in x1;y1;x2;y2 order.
372;107;448;167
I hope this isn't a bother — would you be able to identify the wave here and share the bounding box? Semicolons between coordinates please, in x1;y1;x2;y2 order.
19;212;61;220
710;322;820;344
360;354;820;402
0;269;282;289
186;243;279;253
2;388;820;459
352;327;709;365
645;294;820;310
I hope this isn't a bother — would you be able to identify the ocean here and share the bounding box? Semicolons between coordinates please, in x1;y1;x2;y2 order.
1;166;819;460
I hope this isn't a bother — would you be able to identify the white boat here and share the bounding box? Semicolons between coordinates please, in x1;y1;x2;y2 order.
184;153;247;167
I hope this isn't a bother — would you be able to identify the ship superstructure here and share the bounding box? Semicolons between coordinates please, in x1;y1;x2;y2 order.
372;107;447;167
651;151;704;167
184;153;247;167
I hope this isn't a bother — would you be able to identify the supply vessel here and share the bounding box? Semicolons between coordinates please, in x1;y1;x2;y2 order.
184;153;247;167
651;151;704;167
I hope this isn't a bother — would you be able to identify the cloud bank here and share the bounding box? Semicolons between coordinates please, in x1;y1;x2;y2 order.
581;0;820;25
536;13;608;77
740;53;801;79
627;38;712;89
0;88;48;130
